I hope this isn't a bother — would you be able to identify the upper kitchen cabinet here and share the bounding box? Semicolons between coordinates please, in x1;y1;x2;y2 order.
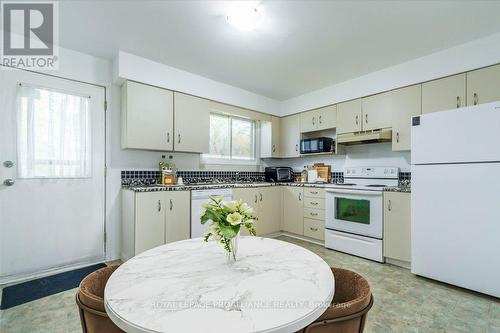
261;116;281;158
300;105;337;133
391;84;422;151
121;80;174;151
467;64;500;106
317;104;337;131
337;99;362;134
173;92;210;153
362;91;392;131
280;114;301;158
300;109;318;133
422;73;466;114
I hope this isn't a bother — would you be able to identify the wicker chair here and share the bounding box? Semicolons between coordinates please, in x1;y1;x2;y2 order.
75;265;124;333
299;267;373;333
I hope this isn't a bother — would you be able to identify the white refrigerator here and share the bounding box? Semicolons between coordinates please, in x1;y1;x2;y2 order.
411;102;500;298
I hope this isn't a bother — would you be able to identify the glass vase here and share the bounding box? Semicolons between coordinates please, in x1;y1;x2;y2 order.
226;232;240;263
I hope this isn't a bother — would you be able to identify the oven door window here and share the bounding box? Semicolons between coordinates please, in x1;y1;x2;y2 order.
277;169;290;181
335;197;370;224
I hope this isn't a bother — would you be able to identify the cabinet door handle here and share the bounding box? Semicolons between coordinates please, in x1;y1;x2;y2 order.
396;132;400;143
388;199;392;211
310;191;318;195
167;132;170;143
312;117;315;126
310;212;318;216
254;194;258;203
295;144;298;152
169;199;173;211
355;115;359;125
473;93;478;106
158;200;161;212
272;144;276;153
319;115;322;124
259;193;263;202
456;96;461;108
298;193;302;201
178;134;181;144
365;114;368;124
310;201;318;205
310;227;318;232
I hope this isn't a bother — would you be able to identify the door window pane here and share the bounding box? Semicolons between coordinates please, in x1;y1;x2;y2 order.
231;117;255;160
17;85;91;178
335;198;370;224
208;113;230;159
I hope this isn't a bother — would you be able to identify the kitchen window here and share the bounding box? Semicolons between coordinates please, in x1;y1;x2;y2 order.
17;84;91;178
204;113;256;163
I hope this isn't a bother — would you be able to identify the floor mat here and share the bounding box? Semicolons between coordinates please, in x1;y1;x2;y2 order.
0;263;106;309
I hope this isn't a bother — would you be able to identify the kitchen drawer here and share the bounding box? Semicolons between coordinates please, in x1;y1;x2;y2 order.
304;198;325;209
304;188;325;198
304;208;325;220
304;218;324;241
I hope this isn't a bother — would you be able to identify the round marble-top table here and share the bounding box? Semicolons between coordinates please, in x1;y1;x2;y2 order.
105;237;334;333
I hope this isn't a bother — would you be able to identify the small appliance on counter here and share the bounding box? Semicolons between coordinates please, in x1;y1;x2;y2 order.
264;167;294;182
301;164;332;183
159;155;176;186
300;137;334;154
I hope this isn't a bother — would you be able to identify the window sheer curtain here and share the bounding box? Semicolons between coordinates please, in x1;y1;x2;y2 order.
17;84;91;178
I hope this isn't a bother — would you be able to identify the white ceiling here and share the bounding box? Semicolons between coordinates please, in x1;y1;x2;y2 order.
59;1;500;100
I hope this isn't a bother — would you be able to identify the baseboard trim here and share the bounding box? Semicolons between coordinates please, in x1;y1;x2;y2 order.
0;257;105;286
385;257;411;269
275;232;325;246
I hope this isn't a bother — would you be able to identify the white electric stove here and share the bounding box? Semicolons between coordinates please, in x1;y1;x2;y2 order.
324;166;399;262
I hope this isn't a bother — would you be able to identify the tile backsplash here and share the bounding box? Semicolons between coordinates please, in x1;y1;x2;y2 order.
121;170;411;187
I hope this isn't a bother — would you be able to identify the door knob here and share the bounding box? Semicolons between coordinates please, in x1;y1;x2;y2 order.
3;179;15;186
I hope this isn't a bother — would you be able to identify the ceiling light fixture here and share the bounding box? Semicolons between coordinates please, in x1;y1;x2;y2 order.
226;2;262;32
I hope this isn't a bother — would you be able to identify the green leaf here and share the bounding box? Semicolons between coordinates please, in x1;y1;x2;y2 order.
218;223;239;239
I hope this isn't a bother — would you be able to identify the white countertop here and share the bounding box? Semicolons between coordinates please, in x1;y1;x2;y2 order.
105;237;334;333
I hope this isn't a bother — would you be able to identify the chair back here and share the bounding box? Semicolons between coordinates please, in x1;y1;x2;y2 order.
302;267;373;333
76;265;124;333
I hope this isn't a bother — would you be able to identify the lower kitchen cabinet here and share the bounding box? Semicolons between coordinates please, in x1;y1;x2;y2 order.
165;191;191;243
258;187;282;235
121;190;191;261
233;187;259;236
233;186;282;236
302;188;325;241
383;192;411;263
303;218;324;241
282;187;304;235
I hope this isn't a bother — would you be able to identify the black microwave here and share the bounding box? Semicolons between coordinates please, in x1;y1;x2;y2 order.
300;137;334;154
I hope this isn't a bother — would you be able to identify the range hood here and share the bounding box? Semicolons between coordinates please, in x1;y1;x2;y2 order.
337;128;392;145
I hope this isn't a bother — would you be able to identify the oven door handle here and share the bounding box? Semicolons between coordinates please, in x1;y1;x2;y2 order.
325;189;382;196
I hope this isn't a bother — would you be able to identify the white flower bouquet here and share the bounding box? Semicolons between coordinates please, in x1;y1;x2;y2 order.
201;197;257;259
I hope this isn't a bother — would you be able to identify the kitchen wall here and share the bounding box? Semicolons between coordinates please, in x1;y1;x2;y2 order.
262;143;411;172
280;32;500;115
114;51;280;115
29;30;500;263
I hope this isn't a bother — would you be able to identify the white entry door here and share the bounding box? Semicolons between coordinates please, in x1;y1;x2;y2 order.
0;69;105;283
